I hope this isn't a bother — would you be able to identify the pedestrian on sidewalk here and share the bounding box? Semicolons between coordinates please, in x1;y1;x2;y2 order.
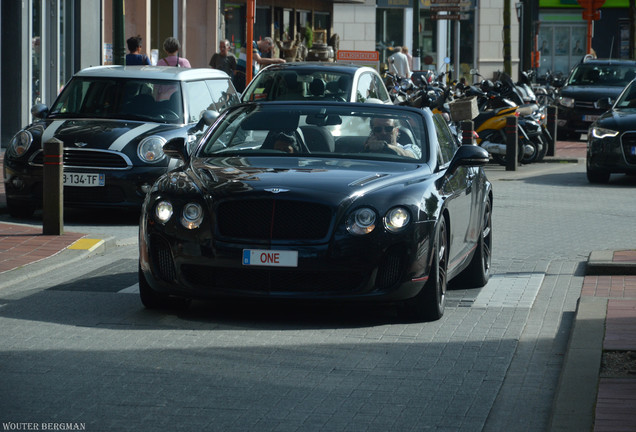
157;37;191;68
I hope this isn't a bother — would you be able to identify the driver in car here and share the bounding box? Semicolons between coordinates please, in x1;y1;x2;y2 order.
364;117;421;158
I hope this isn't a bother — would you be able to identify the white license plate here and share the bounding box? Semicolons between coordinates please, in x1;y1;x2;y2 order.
583;115;600;122
242;249;298;267
63;173;105;187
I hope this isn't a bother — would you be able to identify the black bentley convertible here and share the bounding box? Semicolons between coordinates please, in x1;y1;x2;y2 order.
139;101;493;321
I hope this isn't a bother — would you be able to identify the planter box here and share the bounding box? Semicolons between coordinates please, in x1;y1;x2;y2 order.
449;97;479;121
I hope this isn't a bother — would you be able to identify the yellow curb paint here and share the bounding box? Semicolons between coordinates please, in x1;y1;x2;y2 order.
68;238;104;251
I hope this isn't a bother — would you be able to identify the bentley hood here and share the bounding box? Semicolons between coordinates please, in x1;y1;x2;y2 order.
163;157;432;202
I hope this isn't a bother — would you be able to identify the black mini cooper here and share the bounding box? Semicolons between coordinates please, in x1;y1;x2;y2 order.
3;65;239;218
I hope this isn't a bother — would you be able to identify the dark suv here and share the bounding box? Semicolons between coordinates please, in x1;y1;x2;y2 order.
557;58;636;139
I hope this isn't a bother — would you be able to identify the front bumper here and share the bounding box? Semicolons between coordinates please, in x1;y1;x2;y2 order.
587;132;636;174
139;213;437;302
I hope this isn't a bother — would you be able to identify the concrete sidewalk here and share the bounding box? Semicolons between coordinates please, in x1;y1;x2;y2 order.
2;140;635;431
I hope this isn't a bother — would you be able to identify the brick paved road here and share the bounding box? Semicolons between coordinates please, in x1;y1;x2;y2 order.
1;159;635;431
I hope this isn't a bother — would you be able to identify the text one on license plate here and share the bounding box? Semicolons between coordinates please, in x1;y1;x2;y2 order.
243;249;298;267
63;173;105;187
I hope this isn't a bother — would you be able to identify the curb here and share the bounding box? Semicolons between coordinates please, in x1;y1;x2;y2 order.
586;250;636;275
0;235;119;291
549;296;607;432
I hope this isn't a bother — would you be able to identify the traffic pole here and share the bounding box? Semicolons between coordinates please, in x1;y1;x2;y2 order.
505;116;518;171
547;105;558;156
460;120;475;145
43;138;64;235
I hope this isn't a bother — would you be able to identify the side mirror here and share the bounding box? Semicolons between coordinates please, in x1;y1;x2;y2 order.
595;98;613;110
163;137;188;162
31;104;49;119
447;144;490;174
201;110;219;127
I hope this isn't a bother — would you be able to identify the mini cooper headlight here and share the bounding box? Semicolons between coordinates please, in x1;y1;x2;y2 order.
346;207;376;235
138;136;167;163
8;130;33;157
180;203;203;229
559;97;574;108
155;200;173;223
384;207;411;232
591;126;619;139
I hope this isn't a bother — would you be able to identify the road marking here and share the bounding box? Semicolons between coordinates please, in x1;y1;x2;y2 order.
119;284;139;294
473;273;544;309
68;238;104;251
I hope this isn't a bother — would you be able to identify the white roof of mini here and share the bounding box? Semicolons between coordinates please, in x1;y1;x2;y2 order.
75;65;231;81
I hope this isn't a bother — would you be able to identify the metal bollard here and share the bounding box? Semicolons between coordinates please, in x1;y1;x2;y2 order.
43;138;64;235
460;120;475;145
505;116;518;171
547;105;558;156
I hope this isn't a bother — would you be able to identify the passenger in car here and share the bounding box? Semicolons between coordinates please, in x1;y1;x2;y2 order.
272;132;299;153
364;117;421;158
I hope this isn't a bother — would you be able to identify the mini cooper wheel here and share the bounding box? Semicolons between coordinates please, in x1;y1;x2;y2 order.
403;217;448;322
138;265;190;310
6;197;36;219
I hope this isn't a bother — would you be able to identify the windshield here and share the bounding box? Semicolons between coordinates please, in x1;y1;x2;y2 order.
242;70;354;102
567;64;636;87
50;77;185;124
614;81;636;108
197;104;426;162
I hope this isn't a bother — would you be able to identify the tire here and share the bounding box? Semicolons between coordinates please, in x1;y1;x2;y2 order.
586;158;611;184
456;199;492;288
6;197;36;219
402;216;448;322
535;133;549;162
521;139;539;164
586;168;610;184
492;142;524;166
138;265;190;310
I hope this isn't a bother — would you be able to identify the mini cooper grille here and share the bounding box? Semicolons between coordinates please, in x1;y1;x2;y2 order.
31;148;131;169
575;100;596;109
621;133;636;164
217;199;332;240
150;234;176;282
181;265;366;293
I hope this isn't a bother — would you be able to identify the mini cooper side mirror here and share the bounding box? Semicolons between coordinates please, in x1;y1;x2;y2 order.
31;104;49;119
163;137;188;162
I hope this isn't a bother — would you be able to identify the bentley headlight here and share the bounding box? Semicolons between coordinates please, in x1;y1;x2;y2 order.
559;97;574;108
180;203;203;229
155;200;173;223
8;130;33;158
346;207;376;235
591;126;619;139
138;136;167;163
384;207;411;232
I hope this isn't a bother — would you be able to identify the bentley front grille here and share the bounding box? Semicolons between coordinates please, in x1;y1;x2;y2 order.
217;199;332;241
30;148;131;169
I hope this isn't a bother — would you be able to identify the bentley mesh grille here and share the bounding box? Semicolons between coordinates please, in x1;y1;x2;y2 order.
217;199;332;240
375;247;407;289
620;133;636;164
30;148;131;169
150;234;176;282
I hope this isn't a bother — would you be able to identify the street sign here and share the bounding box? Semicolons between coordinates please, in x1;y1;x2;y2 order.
431;13;461;20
